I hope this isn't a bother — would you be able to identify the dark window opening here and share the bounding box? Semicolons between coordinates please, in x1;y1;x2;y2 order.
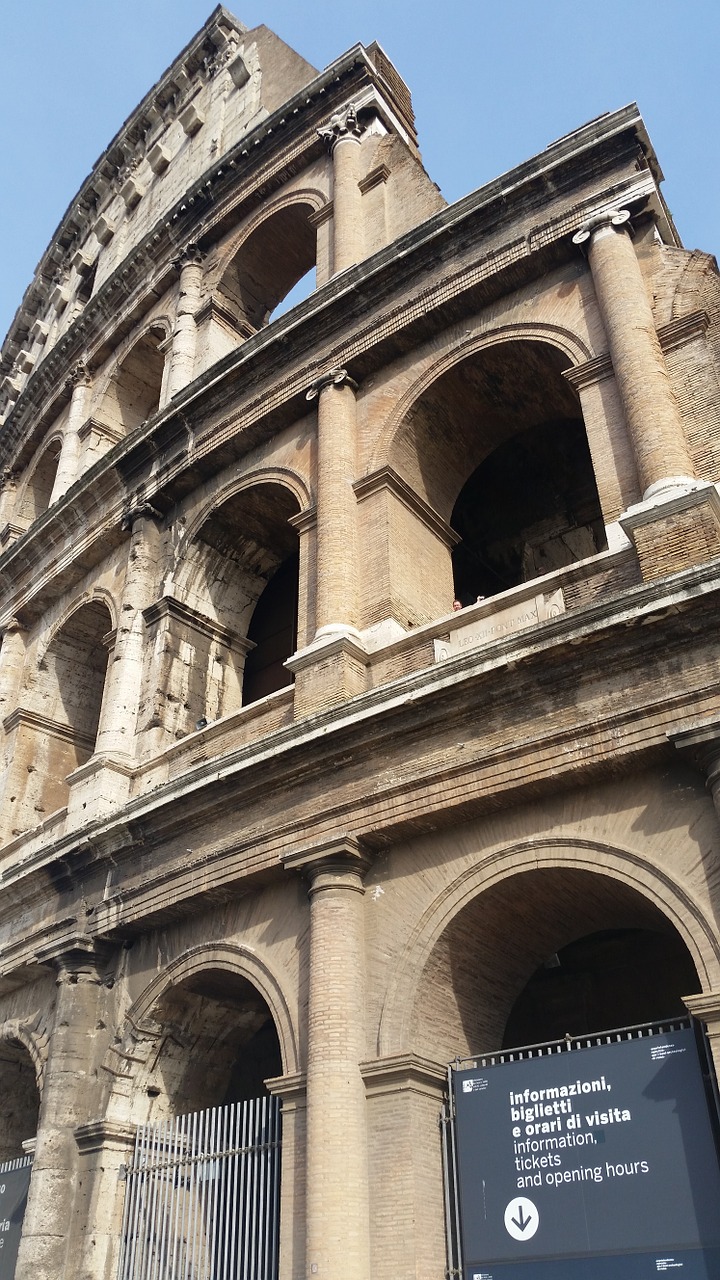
242;552;299;706
451;418;607;605
503;927;698;1049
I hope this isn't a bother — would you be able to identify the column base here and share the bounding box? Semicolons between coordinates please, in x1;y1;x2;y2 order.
619;481;720;581
285;631;369;716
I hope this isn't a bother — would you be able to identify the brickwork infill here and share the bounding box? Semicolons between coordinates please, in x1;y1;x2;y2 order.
304;854;371;1280
585;219;695;496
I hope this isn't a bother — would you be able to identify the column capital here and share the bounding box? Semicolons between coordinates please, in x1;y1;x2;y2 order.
172;241;206;272
34;933;115;986
121;501;163;531
67;359;92;392
572;207;631;245
283;833;371;884
668;718;720;780
1;615;27;638
684;991;720;1027
306;366;358;401
318;103;364;150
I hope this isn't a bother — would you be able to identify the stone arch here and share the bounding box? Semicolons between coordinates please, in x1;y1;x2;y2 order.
38;587;118;661
214;189;325;336
105;943;297;1125
132;944;299;1077
9;597;114;832
0;1017;48;1093
16;432;65;525
175;466;312;564
377;837;717;1059
368;323;606;611
215;187;326;280
94;318;171;437
371;322;593;477
0;1018;45;1161
159;473;304;729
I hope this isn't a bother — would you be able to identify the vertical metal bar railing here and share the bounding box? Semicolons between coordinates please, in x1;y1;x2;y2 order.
117;1096;281;1280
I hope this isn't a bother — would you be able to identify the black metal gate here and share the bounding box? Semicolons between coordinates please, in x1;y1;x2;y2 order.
117;1096;281;1280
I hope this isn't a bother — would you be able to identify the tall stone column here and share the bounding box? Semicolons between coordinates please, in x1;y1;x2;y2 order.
15;940;112;1280
0;467;19;531
0;617;27;731
319;105;365;275
50;362;92;504
165;243;205;401
307;369;359;638
93;505;162;758
573;210;695;501
284;837;371;1280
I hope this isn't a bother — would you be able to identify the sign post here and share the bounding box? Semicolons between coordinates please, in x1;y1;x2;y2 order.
452;1026;720;1279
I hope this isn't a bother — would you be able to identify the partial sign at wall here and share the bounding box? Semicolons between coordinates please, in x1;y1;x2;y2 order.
452;1027;720;1279
0;1156;32;1280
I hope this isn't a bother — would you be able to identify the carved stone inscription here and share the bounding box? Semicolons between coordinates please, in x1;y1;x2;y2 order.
434;590;565;662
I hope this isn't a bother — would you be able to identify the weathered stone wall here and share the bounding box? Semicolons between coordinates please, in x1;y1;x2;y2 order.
0;18;719;1280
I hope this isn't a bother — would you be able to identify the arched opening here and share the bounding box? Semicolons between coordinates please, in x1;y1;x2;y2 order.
412;867;700;1062
504;926;698;1049
98;326;166;436
13;600;112;826
451;418;606;603
18;439;62;524
242;550;299;706
388;340;607;611
217;203;317;338
162;483;300;738
120;971;284;1280
0;1041;40;1161
146;969;283;1115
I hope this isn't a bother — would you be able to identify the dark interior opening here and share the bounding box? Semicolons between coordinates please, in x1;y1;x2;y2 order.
503;927;698;1049
242;551;299;706
451;418;607;605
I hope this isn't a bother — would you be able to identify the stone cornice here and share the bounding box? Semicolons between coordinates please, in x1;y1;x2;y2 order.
2;102;655;475
142;595;254;655
2;706;95;751
360;1053;446;1098
2;550;720;966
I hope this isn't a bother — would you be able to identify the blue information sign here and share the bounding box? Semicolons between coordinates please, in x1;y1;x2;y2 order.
452;1027;720;1279
0;1162;31;1280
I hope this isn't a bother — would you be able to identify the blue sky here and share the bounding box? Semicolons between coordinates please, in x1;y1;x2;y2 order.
1;0;718;343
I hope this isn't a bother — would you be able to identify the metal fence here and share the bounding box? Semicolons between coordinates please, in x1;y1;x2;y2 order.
117;1096;281;1280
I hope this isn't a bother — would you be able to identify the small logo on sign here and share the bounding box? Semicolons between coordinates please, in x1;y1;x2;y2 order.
462;1077;489;1093
504;1197;539;1241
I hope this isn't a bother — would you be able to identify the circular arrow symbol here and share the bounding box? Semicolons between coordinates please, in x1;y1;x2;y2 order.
504;1197;539;1241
